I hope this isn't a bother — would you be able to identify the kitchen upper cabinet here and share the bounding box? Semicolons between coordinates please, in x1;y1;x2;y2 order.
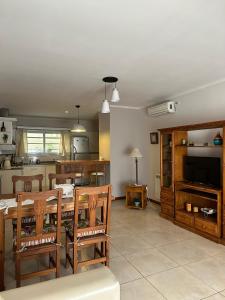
0;169;23;194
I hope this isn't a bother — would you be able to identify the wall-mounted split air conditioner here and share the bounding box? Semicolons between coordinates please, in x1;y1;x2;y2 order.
147;101;176;117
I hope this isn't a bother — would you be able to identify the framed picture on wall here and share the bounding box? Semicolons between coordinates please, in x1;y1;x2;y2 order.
150;132;159;144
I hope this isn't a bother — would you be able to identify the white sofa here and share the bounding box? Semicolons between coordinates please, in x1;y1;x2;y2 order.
0;267;120;300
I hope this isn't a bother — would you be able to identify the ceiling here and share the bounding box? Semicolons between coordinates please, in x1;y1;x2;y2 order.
1;0;225;119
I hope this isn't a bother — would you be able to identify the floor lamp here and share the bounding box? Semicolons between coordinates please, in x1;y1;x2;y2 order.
129;148;143;185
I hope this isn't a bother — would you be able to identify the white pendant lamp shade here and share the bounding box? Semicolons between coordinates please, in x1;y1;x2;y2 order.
71;105;86;132
111;87;120;102
101;99;110;113
71;123;86;133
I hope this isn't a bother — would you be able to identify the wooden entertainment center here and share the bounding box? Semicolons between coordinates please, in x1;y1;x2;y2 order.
159;120;225;244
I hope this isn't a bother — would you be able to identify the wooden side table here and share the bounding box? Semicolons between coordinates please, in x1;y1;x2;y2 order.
125;185;147;209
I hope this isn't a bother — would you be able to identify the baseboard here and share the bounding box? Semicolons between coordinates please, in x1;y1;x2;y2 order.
114;196;125;200
149;199;161;205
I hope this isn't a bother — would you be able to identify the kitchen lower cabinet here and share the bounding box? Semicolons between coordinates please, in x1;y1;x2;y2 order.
23;165;46;191
0;169;23;194
0;164;56;194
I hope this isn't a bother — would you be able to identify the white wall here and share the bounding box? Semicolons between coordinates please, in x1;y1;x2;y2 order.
148;81;225;199
110;107;150;197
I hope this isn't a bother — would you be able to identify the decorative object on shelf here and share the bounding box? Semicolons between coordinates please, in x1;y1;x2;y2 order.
1;122;6;132
129;148;143;185
181;138;187;145
203;142;209;146
2;133;8;143
213;132;223;145
133;198;141;207
201;207;217;217
101;76;120;113
150;132;159;144
185;202;192;212
71;105;86;133
188;141;194;146
193;206;199;213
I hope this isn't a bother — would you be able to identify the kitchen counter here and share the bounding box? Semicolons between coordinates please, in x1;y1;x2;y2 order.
56;160;110;165
56;160;110;184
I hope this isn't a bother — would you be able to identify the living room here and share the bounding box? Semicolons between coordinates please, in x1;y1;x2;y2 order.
1;1;225;300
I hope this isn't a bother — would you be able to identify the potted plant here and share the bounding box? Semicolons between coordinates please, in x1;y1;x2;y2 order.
2;133;8;143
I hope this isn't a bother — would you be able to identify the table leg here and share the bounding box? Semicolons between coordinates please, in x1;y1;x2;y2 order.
0;211;5;291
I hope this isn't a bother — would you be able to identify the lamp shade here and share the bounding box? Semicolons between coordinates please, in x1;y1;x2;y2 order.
71;123;86;133
101;99;110;113
111;87;120;102
129;148;143;158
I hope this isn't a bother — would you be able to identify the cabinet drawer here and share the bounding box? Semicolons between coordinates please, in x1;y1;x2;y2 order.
176;210;194;227
195;218;218;237
161;203;174;217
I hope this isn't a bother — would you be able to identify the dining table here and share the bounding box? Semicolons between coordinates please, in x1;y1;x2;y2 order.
0;193;90;291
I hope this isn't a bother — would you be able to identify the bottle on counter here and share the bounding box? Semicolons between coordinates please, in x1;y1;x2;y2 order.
1;122;6;132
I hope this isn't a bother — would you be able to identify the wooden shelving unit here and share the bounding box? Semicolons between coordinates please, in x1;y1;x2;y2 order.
159;119;225;243
175;181;222;239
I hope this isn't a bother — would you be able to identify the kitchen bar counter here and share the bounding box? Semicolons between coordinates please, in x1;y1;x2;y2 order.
56;160;110;184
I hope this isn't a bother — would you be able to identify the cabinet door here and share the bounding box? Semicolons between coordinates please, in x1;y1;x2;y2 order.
0;169;23;194
22;166;46;191
45;164;56;190
161;133;173;188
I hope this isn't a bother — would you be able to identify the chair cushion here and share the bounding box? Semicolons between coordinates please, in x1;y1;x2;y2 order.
64;219;105;238
13;224;57;248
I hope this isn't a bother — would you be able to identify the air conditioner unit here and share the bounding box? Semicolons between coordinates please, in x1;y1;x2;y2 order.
147;101;176;117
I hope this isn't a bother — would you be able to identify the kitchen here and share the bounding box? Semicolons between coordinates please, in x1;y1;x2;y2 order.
0;108;110;194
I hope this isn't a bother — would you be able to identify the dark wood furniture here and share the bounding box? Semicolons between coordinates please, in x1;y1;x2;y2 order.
15;189;62;287
0;193;99;291
159;119;225;243
65;185;112;273
12;174;43;193
175;181;222;241
125;185;147;209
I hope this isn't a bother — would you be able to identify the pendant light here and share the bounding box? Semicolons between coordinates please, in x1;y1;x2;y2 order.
71;105;86;133
111;82;120;102
101;76;120;113
101;81;110;113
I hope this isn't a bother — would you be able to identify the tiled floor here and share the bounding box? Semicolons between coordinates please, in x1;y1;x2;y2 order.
4;200;225;299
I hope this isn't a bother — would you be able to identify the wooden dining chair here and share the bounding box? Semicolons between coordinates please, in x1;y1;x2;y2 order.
48;173;82;190
12;174;44;231
49;173;82;223
65;185;112;273
14;189;62;287
12;174;43;194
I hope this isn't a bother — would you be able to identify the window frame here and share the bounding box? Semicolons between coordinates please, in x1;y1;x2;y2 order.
26;130;62;155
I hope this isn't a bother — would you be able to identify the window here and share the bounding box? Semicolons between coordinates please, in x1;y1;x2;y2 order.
27;131;61;154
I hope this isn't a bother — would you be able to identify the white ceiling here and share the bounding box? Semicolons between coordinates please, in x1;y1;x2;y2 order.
1;0;225;119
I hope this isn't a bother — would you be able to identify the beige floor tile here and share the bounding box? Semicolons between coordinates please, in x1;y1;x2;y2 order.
184;256;225;292
121;278;164;300
111;234;153;256
110;256;142;284
110;245;121;259
158;239;211;265
126;248;177;276
147;266;215;300
203;294;225;299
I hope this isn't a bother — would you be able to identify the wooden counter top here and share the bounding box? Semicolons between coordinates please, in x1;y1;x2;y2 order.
56;160;110;165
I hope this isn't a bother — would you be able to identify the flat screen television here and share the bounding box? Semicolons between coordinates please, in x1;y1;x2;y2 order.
183;156;221;188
